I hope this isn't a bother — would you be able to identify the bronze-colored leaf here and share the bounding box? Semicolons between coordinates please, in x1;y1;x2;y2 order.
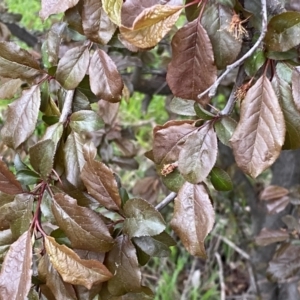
52;193;114;252
230;76;285;178
0;159;22;195
152;120;195;165
81;159;121;210
292;66;300;112
98;100;119;125
0;78;22;99
80;0;117;44
1;85;41;149
265;196;290;215
106;235;142;296
102;0;123;25
178;125;218;184
120;2;182;49
89;49;123;102
56;45;89;90
259;185;289;201
171;182;215;258
0;230;32;299
166;18;217;102
40;0;80;20
45;236;112;289
255;228;289;247
0;42;42;80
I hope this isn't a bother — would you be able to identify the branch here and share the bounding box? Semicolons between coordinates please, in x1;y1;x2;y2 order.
155;192;177;211
59;90;74;123
197;0;268;100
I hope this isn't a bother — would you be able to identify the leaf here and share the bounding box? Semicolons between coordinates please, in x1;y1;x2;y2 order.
42;122;64;148
123;198;166;238
64;131;85;188
0;230;32;299
169;98;196;116
292;67;300;112
166;18;217;102
178;125;218;184
230;76;285;178
98;100;119;125
45;236;112;289
244;49;266;77
152;120;195;165
0;159;23;195
0;78;22;99
272;68;300;149
210;167;233;191
265;196;290;215
133;231;176;257
120;1;182;48
56;45;89;90
255;228;289;247
52;193;114;252
102;0;123;25
80;0;117;44
267;244;300;281
170;182;215;258
214;116;237;147
40;0;80;20
185;0;201;21
89;49;123;102
29;139;55;180
81;159;121;210
259;185;289;201
201;3;242;69
1;85;41;149
194;103;216;120
70;110;103;133
0;42;42;80
161;168;185;192
72;89;91;112
265;12;300;52
106;235;142;296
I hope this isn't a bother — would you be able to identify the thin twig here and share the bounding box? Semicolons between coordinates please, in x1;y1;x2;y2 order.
197;0;268;100
155;192;177;211
215;252;226;300
59;90;74;123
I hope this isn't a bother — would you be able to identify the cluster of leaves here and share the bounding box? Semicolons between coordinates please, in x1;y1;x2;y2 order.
0;0;300;298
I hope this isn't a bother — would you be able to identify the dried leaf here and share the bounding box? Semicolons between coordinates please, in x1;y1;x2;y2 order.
178;125;218;184
29;139;55;180
102;0;123;25
0;231;32;299
170;182;215;258
0;42;42;80
40;0;80;20
255;228;289;247
106;235;142;296
1;85;41;149
52;193;114;252
89;49;123;102
56;45;89;90
81;159;121;210
80;0;117;44
0;160;22;195
259;185;289;201
166;18;217;102
123;198;166;238
120;3;182;48
230;76;285;178
292;66;300;112
45;236;112;289
0;78;22;99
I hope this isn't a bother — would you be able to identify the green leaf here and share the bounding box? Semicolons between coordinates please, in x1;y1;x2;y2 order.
52;193;114;252
70;110;103;133
29;139;55;179
194;103;215;120
185;0;200;21
72;89;91;112
106;235;142;296
123;198;166;238
0;159;23;195
244;48;266;77
0;42;42;80
210;167;233;191
214;116;237;147
266;49;298;61
50;228;71;247
42;122;64;148
1;85;41;149
265;12;300;52
292;67;300;112
56;45;89;90
161;168;185;192
102;0;123;25
0;231;32;300
178;126;218;184
171;182;215;258
16;170;40;186
169;97;196;116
